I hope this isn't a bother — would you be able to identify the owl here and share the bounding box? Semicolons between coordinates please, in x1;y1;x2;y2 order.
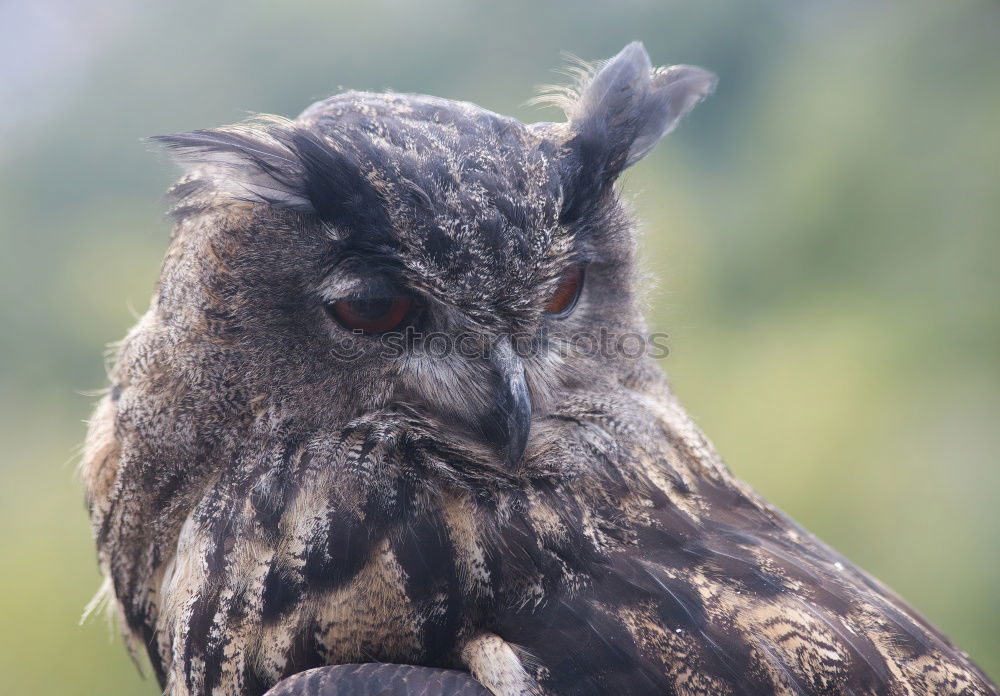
80;43;996;696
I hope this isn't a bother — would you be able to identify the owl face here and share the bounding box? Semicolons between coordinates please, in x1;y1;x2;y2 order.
146;43;716;475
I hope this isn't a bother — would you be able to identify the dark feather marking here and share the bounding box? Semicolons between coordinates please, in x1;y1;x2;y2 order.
300;434;414;592
245;664;273;696
391;509;464;660
302;509;376;591
283;128;391;232
186;586;225;692
498;594;660;695
261;561;303;624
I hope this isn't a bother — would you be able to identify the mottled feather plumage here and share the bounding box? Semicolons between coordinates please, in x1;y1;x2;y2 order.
81;43;996;696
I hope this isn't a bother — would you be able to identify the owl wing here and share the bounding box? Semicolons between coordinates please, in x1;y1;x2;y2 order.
263;664;490;696
492;471;998;695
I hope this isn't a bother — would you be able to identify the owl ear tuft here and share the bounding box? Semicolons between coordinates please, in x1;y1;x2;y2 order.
148;118;388;231
149;119;315;213
556;42;717;222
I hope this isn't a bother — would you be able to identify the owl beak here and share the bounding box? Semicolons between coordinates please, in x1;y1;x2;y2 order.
480;345;531;468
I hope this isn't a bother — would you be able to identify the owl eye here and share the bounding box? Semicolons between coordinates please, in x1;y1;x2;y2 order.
545;266;585;317
327;296;413;334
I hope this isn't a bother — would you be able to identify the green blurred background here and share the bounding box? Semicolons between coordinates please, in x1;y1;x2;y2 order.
1;1;997;693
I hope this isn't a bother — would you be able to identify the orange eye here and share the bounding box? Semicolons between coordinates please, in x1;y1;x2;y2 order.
545;266;584;317
327;296;412;334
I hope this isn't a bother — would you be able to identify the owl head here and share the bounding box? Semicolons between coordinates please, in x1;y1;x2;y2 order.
140;42;715;481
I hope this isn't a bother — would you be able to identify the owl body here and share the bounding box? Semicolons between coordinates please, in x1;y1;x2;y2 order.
81;44;996;695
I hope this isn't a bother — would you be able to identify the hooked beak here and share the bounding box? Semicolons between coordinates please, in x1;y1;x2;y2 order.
478;342;531;468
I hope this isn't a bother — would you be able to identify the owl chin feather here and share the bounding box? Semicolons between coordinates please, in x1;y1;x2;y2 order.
81;42;995;696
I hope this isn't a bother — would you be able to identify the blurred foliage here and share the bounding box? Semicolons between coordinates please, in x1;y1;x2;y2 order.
0;1;997;693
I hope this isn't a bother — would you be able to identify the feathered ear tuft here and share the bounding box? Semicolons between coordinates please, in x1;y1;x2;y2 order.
148;117;388;231
553;42;717;222
148;117;315;213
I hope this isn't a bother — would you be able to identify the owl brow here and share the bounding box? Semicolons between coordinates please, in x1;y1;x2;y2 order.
335;238;409;277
